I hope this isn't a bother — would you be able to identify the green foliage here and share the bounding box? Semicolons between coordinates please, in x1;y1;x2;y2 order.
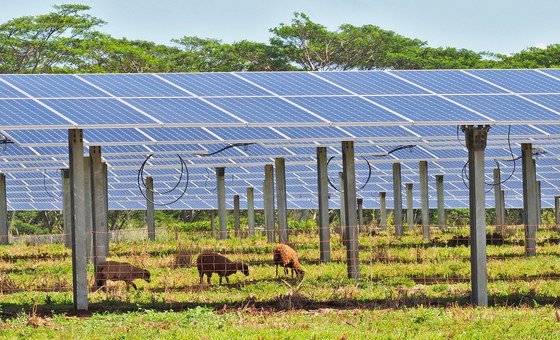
289;218;316;231
0;4;105;73
2;6;559;75
171;221;212;232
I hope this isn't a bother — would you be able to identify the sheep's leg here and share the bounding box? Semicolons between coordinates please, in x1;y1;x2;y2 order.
225;276;230;284
207;273;212;284
125;281;130;291
199;272;204;284
291;268;295;279
131;282;138;290
284;266;289;276
219;275;223;285
275;264;278;278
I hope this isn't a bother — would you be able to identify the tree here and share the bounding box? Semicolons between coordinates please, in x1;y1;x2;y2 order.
498;44;560;68
0;4;105;73
171;37;293;71
77;32;180;73
269;12;490;71
270;12;339;70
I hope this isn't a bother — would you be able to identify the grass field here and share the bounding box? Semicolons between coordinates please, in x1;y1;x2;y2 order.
2;225;560;338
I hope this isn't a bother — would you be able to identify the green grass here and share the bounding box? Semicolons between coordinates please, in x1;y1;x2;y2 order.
2;225;560;338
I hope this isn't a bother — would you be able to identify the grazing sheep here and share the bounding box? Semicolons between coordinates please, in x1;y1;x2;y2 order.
196;253;249;284
95;261;151;291
273;244;305;279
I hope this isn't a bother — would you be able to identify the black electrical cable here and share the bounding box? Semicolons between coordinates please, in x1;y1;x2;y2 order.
137;154;189;206
459;125;545;191
199;143;255;157
139;154;185;195
326;155;372;192
204;167;216;192
371;145;415;157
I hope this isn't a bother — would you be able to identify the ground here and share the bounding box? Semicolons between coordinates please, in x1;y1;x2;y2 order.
1;226;560;338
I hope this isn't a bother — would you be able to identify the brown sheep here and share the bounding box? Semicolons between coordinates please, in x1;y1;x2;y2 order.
95;261;151;291
273;244;305;279
196;253;249;285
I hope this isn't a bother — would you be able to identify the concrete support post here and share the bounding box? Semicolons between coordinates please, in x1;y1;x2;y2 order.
146;176;155;241
342;141;360;279
436;175;445;229
233;194;240;237
83;156;92;261
419;161;430;239
339;172;346;242
463;125;490;307
68;129;88;311
0;173;7;245
555;196;560;227
522;143;537;256
406;183;414;231
275;158;288;243
102;163;109;256
536;180;542;227
62;169;72;248
393;163;403;236
501;190;506;227
90;146;108;278
316;147;331;263
493;168;504;235
357;198;364;233
247;187;255;236
216;167;227;240
264;164;275;243
379;192;387;231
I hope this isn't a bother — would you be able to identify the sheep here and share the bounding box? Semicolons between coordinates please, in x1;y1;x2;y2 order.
94;261;151;291
196;252;249;285
273;244;305;279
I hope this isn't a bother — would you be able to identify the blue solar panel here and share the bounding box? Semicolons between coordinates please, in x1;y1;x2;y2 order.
125;98;243;125
465;70;560;93
0;100;71;127
207;97;325;123
367;95;492;123
522;95;560;117
539;69;560;81
4;129;66;144
85;129;154;143
391;70;508;94
0;144;40;157
158;73;269;97
404;125;457;138
237;72;349;95
276;126;352;139
316;71;429;95
342;126;419;139
207;127;287;141
288;96;407;123
42;99;159;126
0;81;27;99
79;74;190;97
447;95;560;122
141;127;217;142
148;144;207;153
0;74;107;98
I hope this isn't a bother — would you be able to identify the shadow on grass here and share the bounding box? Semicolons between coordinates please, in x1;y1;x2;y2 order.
2;290;560;320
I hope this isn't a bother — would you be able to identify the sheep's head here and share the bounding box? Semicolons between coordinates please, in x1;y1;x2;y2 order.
239;263;249;276
143;269;151;283
295;267;305;279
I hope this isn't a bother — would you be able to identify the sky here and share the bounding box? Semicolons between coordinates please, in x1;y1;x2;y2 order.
1;0;559;54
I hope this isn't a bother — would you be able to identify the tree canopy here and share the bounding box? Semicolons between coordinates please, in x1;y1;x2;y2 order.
1;4;559;74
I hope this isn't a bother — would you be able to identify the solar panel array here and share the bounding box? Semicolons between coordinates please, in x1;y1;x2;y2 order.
1;69;560;211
